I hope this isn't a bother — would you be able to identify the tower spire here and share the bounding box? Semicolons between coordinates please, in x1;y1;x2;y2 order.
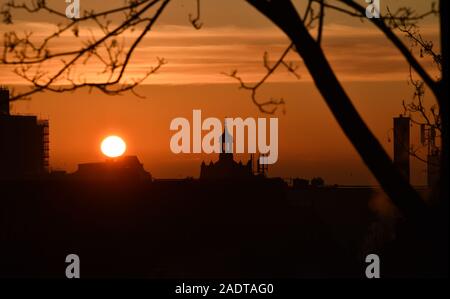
220;118;233;159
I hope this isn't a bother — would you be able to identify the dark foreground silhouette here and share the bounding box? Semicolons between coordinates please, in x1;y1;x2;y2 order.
0;178;446;278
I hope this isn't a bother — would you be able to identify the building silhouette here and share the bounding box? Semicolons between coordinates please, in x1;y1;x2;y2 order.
0;87;49;179
419;123;440;188
72;155;152;181
200;122;255;179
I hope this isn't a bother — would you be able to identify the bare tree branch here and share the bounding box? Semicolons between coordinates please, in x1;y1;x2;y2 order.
1;0;170;101
223;43;299;114
246;0;427;220
189;0;203;29
317;0;324;44
337;0;441;106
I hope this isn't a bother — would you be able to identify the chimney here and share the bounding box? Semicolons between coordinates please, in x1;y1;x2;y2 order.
0;87;10;115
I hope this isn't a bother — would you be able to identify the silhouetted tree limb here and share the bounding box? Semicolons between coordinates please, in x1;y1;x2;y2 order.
1;0;447;223
246;0;428;220
338;0;441;106
189;0;202;29
1;0;169;100
309;0;441;103
317;0;324;44
223;4;319;114
223;43;299;114
388;10;443;176
403;67;441;134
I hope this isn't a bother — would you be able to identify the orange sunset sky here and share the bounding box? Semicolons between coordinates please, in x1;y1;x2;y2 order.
0;0;441;185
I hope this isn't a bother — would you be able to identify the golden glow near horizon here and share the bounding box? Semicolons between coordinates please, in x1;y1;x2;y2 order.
101;136;127;158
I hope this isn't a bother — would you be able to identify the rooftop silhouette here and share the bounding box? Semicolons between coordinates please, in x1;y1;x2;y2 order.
0;88;49;179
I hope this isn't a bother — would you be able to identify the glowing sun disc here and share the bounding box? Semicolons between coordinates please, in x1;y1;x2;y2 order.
101;136;126;158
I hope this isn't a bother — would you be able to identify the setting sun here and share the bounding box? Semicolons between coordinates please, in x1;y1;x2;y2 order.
101;136;126;158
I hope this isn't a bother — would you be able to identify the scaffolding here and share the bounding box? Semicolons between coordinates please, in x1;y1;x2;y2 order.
38;120;50;173
420;123;440;188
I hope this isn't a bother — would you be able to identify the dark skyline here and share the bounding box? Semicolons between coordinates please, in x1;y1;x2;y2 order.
0;0;440;185
0;0;446;281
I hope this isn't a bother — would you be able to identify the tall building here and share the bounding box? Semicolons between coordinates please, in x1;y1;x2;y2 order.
0;87;49;179
393;115;410;183
421;124;441;188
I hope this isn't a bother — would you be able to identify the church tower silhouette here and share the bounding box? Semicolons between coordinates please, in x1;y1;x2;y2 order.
219;118;233;161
